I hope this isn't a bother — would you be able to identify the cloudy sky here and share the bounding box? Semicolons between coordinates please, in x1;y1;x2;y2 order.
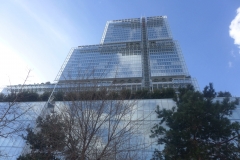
0;0;240;96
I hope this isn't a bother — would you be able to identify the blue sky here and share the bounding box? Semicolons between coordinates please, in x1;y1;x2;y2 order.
0;0;240;96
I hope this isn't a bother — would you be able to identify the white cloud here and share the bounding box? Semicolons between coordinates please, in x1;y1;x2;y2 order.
229;7;240;48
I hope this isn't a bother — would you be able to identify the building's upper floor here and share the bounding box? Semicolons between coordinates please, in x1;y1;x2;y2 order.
100;16;172;44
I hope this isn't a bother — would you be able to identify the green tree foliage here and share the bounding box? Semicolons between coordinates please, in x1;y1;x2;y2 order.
17;115;65;160
1;91;65;102
217;91;232;97
151;84;240;160
17;153;59;160
120;89;132;99
152;88;175;99
0;88;176;102
53;91;64;101
39;92;51;101
107;91;119;100
135;89;150;99
4;92;17;102
1;92;39;102
17;92;39;102
0;93;6;102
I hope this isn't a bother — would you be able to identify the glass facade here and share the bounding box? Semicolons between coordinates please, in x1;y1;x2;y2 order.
1;98;240;159
0;102;46;160
59;44;142;81
1;100;174;159
147;16;172;40
5;16;198;93
149;40;188;77
0;100;177;159
56;16;198;90
101;18;141;44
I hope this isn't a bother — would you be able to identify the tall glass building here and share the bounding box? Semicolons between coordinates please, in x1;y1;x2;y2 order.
6;16;198;93
56;16;198;91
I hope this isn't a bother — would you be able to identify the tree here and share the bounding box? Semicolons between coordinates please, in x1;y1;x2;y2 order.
53;91;64;101
217;91;232;97
0;93;6;102
39;92;51;101
151;88;175;99
150;84;240;160
134;89;151;99
16;91;39;102
17;115;65;160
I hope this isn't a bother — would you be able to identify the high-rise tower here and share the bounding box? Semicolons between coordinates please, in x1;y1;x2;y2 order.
6;16;198;93
56;16;198;91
